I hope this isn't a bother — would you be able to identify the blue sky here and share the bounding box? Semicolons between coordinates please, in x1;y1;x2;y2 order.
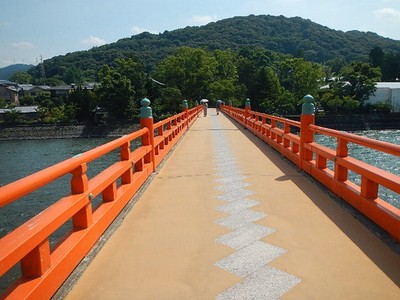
1;0;400;68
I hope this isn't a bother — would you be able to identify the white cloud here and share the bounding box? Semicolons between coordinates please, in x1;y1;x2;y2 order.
81;36;106;47
374;8;400;20
190;15;218;26
12;41;35;49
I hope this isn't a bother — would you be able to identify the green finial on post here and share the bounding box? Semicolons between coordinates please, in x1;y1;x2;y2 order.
301;94;315;115
140;98;152;118
182;99;188;109
245;98;251;108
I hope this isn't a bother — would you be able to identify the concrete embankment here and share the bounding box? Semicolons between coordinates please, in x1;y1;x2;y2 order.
292;113;400;131
0;124;139;140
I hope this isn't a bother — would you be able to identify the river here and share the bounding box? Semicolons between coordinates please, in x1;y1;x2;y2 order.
1;130;400;239
0;130;400;292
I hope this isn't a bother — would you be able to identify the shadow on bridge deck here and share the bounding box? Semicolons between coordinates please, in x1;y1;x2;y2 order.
58;109;400;300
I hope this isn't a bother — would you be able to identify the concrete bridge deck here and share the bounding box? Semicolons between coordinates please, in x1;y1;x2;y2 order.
62;109;400;299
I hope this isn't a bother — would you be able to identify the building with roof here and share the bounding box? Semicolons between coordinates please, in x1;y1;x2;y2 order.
18;84;50;97
0;82;19;105
365;82;400;112
0;106;39;121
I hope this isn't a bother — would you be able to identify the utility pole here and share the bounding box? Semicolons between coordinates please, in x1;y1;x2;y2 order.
40;55;46;79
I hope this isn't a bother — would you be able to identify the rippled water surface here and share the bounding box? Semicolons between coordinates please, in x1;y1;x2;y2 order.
315;130;400;208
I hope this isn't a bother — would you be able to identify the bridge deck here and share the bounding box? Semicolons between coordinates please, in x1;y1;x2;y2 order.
62;110;400;299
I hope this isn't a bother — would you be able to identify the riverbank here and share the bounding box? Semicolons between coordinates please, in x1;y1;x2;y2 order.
287;113;400;131
0;113;399;140
0;124;139;140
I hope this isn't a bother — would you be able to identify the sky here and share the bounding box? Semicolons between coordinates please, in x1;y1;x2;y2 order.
1;0;400;68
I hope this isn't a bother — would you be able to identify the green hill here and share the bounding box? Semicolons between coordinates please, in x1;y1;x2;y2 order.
0;64;34;80
37;14;400;80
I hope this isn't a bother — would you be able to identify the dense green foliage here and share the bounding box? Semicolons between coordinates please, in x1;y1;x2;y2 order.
27;14;400;82
2;14;399;124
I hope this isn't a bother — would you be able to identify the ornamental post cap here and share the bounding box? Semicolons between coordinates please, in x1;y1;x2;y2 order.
302;94;315;115
303;94;314;102
141;98;151;107
140;97;152;118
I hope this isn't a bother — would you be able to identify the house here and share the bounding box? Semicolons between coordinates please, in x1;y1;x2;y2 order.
18;84;50;97
365;82;400;112
0;81;19;105
0;105;39;121
48;85;74;98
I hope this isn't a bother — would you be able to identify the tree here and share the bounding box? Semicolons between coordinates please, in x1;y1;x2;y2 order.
9;72;33;84
63;67;84;84
258;67;297;114
341;62;381;102
369;47;384;68
114;58;147;102
154;47;218;101
237;48;280;109
276;57;325;114
209;50;245;103
67;87;97;122
382;53;400;81
97;65;135;120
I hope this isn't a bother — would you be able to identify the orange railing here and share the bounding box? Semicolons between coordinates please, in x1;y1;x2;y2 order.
0;103;202;299
222;104;400;241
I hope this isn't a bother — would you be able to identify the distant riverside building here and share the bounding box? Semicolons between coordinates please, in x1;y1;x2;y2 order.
0;81;19;105
18;84;50;97
0;105;39;121
0;82;99;105
365;82;400;112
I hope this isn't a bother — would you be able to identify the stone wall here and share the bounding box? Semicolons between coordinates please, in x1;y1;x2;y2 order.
0;124;139;140
288;113;400;131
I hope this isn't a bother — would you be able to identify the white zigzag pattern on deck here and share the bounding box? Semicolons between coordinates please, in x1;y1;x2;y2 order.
211;117;301;300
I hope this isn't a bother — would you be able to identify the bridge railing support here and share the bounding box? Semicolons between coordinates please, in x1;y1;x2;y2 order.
140;98;156;172
0;98;203;299
300;94;315;172
221;94;400;242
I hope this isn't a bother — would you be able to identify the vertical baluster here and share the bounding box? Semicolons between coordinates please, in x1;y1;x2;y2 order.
71;163;92;229
121;141;132;184
21;239;51;278
335;138;348;182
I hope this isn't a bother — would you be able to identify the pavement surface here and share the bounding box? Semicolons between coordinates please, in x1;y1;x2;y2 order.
63;109;400;300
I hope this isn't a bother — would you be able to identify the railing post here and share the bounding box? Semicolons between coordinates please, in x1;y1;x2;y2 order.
140;98;156;172
120;141;133;185
182;99;189;128
245;98;251;126
21;239;51;278
335;138;348;182
71;163;92;229
300;94;315;171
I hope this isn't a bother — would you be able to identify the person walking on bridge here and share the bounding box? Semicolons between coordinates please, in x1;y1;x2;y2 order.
200;99;208;116
216;99;223;115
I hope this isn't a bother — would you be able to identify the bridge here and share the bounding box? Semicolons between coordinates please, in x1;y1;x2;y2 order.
1;97;400;299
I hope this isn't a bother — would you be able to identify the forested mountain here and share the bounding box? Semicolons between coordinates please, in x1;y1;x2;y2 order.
36;14;400;81
0;64;33;80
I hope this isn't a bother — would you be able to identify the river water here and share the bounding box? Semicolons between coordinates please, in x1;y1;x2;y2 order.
0;137;117;239
0;130;400;292
315;129;400;209
1;129;399;239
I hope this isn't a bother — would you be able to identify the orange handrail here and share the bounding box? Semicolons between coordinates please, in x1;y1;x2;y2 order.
0;105;202;299
222;105;400;242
